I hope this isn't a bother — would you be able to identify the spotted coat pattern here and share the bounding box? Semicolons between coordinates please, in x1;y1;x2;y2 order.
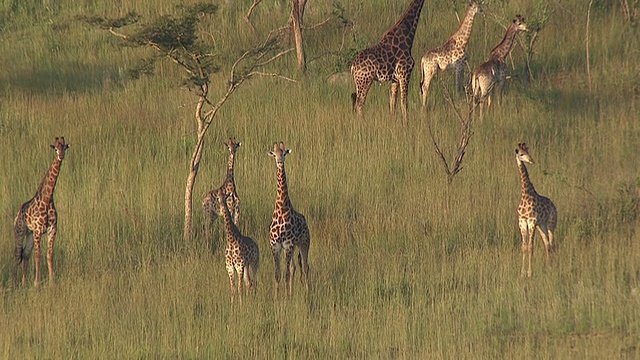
14;137;69;286
515;143;557;277
350;0;426;121
420;0;482;106
268;142;310;295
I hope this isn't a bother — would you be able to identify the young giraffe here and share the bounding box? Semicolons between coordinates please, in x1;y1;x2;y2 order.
202;139;241;243
350;0;426;121
472;15;528;118
420;0;483;107
268;142;310;295
215;188;259;305
515;143;557;277
14;137;70;286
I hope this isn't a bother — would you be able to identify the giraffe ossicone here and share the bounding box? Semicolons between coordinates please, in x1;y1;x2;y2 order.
14;136;69;287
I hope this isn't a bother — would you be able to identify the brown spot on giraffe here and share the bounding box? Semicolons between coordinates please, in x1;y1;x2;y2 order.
420;0;483;107
215;188;259;305
14;136;69;287
268;142;310;295
202;138;241;247
472;15;528;118
350;0;426;122
515;143;557;277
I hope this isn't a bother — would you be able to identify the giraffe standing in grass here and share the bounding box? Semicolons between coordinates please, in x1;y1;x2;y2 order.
472;15;528;118
216;188;259;305
350;0;426;121
420;0;482;107
268;142;310;295
14;137;69;286
202;139;241;243
515;143;557;277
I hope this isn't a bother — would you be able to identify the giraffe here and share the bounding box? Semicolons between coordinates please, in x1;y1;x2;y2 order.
13;137;70;286
215;188;259;305
515;143;557;277
420;0;483;107
350;0;426;122
202;139;241;245
268;142;310;295
472;15;528;118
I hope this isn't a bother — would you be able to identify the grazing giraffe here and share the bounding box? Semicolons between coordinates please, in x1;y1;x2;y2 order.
420;0;483;107
202;139;241;244
216;188;259;305
14;137;70;286
515;143;557;277
350;0;426;121
472;15;528;118
268;142;310;295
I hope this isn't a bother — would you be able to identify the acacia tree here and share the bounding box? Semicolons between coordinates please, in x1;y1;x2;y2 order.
82;3;294;242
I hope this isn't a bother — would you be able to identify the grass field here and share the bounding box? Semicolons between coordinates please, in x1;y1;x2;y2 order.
1;0;639;358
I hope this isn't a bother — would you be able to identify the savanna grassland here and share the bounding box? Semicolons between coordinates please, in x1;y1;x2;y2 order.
1;0;639;358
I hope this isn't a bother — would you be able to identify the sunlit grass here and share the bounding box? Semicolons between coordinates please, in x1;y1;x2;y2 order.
0;0;639;358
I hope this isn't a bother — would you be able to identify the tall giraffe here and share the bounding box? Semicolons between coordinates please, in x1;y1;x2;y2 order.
515;143;557;277
202;139;241;244
215;188;259;305
14;137;70;286
420;0;482;107
472;15;528;118
268;142;310;295
350;0;426;121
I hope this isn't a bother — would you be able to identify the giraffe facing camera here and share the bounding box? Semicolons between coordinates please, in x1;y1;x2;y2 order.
14;137;69;287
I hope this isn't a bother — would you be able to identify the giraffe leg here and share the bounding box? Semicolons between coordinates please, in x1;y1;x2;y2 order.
298;243;310;291
236;265;244;305
353;77;373;117
518;219;529;277
32;230;43;287
536;224;553;264
271;244;282;294
227;263;236;305
284;247;295;296
389;82;398;114
420;59;438;108
399;77;410;123
455;63;465;93
46;224;57;283
526;220;536;277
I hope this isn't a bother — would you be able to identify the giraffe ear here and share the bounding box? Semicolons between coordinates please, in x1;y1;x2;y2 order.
50;144;56;150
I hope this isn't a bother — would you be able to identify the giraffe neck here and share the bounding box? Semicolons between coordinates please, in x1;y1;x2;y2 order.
517;161;537;198
275;163;293;213
35;155;63;204
220;197;241;242
449;5;478;48
225;151;236;184
380;0;426;48
490;23;520;61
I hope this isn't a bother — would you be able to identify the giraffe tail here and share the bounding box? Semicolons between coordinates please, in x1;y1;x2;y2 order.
351;92;357;110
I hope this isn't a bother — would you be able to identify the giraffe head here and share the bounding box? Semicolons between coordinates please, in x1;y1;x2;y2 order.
515;143;535;165
50;137;70;162
512;14;528;32
468;0;484;17
225;138;241;155
268;142;291;167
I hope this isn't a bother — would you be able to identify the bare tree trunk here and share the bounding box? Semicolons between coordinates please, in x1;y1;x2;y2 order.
184;94;207;242
291;0;307;73
586;0;593;93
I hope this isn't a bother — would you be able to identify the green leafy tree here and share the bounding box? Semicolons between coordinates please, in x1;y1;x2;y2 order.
81;3;294;242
